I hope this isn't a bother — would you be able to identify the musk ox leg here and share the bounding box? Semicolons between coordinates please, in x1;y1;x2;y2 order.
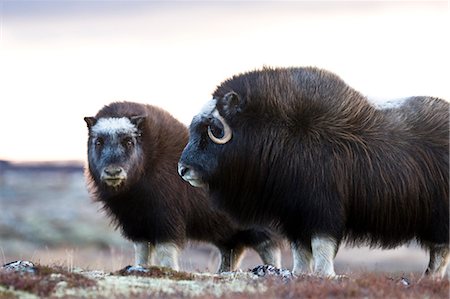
217;247;245;273
291;241;313;275
254;240;282;268
425;244;450;279
154;242;180;271
311;235;338;277
125;241;153;272
133;241;150;266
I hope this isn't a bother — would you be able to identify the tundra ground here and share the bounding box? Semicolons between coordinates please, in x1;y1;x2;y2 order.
1;263;448;299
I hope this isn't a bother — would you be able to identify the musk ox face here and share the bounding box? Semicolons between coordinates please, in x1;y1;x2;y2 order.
85;116;145;190
179;92;243;189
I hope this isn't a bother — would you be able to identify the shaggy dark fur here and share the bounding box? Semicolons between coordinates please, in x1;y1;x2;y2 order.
179;67;449;277
84;101;281;272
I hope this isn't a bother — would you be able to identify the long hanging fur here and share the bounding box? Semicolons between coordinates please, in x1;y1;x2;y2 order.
208;68;449;248
85;101;281;270
180;67;449;268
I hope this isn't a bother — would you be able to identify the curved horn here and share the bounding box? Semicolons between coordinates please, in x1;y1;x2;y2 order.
208;109;233;144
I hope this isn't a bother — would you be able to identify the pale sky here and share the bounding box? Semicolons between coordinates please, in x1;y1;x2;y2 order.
0;1;448;162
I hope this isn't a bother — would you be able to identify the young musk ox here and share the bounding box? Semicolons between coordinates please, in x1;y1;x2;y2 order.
84;101;281;272
178;67;449;278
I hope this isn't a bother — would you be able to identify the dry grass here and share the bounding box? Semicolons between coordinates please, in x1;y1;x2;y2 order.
261;273;449;299
0;264;96;297
115;265;196;281
1;264;448;299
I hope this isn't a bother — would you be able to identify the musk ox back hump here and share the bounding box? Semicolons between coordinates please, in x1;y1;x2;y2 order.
213;67;370;127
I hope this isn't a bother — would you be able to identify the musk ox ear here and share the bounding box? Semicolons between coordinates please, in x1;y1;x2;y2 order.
84;117;97;129
130;115;147;131
217;91;246;117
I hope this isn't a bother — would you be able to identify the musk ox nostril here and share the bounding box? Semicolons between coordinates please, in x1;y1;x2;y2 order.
104;166;123;177
177;163;188;177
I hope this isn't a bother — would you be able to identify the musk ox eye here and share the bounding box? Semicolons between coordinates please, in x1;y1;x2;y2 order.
95;137;104;147
122;137;134;148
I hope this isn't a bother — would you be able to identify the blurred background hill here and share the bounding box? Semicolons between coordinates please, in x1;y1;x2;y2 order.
0;160;128;270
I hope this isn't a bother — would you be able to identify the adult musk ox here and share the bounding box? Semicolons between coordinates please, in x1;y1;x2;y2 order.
84;101;281;272
178;67;449;278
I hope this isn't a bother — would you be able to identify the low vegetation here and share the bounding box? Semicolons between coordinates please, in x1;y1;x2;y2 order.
1;263;448;298
0;264;96;297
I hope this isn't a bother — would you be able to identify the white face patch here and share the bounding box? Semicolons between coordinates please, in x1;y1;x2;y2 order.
191;98;217;125
91;117;138;136
197;98;217;118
